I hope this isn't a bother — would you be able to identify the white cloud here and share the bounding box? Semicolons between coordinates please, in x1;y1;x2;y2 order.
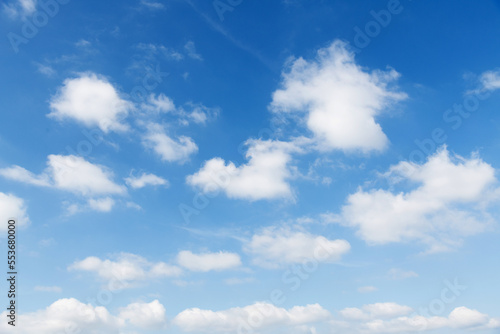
125;172;169;189
0;298;167;334
177;251;241;272
173;302;330;333
141;93;176;113
0;155;126;197
337;306;500;333
0;192;29;231
477;69;500;92
140;0;165;10
270;40;406;152
334;146;498;252
118;300;166;329
3;0;36;19
184;40;203;60
340;303;413;321
68;253;182;290
142;123;198;163
34;286;62;293
87;197;115;212
187;139;300;201
48;73;134;132
244;226;350;268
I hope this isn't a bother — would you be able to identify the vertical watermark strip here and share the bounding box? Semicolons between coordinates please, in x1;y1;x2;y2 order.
6;218;17;327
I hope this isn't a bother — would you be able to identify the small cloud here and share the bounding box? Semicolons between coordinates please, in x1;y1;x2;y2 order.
184;41;203;61
75;39;91;48
140;0;165;10
388;268;419;280
34;62;56;77
125;172;169;189
357;286;378;293
87;197;115;212
126;201;142;210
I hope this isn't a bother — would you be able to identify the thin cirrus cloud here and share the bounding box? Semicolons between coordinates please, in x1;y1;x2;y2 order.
68;253;183;290
244;226;350;268
176;250;242;272
270;39;407;153
0;298;166;333
48;72;134;133
0;192;29;231
328;146;499;253
187;139;301;201
0;154;126;196
173;302;330;333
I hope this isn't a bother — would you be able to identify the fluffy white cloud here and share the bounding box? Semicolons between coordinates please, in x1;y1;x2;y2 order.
48;73;133;132
125;172;169;189
337;306;500;333
244;226;350;268
0;155;126;197
0;298;166;334
270;40;406;152
141;93;176;113
118;300;166;329
477;69;500;92
173;302;330;333
177;251;242;272
333;146;498;252
187;139;300;201
68;253;182;290
142;123;198;163
87;197;115;212
0;192;29;231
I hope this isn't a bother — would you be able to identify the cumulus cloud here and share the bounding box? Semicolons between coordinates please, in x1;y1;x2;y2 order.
125;172;169;189
177;251;242;272
336;305;500;333
118;300;166;329
0;298;166;334
244;226;350;268
87;197;115;212
0;192;29;231
48;73;134;133
476;69;500;92
270;40;406;152
141;93;176;113
173;302;330;333
68;253;182;290
142;123;198;163
187;139;300;201
0;155;126;197
332;146;498;252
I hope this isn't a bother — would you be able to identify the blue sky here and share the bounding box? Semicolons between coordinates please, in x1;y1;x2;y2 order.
1;0;500;333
